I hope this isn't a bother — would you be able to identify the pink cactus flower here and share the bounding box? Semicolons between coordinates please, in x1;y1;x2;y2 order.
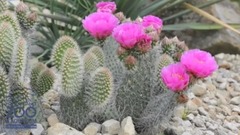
112;22;145;49
161;63;190;92
180;49;218;78
142;15;163;33
96;1;117;13
82;12;119;40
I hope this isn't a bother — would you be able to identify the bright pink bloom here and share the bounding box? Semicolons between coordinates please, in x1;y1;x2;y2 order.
82;12;119;40
96;1;117;13
112;22;145;49
161;63;190;92
142;15;163;32
180;49;218;78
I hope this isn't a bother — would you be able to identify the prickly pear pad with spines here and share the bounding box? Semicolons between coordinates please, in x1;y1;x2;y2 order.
0;11;21;39
9;38;28;83
85;67;114;108
83;52;101;74
0;22;16;68
0;0;7;13
60;48;84;97
36;68;55;96
30;62;46;92
0;67;9;117
51;36;80;71
87;46;105;66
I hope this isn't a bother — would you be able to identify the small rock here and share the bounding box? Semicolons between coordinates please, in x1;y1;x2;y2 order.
203;131;214;135
47;123;85;135
192;97;203;106
230;96;240;105
198;107;208;116
232;106;240;114
83;122;101;135
181;120;192;127
191;85;206;97
215;53;225;60
47;113;59;127
173;105;185;118
223;122;239;132
31;124;44;135
51;105;60;112
102;119;120;135
192;116;205;127
182;132;191;135
219;82;227;90
119;116;136;135
186;100;198;112
186;114;194;121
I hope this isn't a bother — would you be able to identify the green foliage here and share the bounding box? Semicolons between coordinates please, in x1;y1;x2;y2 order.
22;0;223;62
0;22;16;68
0;67;9;117
85;67;113;108
51;36;80;70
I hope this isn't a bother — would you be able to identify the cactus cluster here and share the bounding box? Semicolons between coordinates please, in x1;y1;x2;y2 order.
49;34;187;134
0;1;48;131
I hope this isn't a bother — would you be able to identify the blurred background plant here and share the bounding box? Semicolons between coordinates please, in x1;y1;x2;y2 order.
20;0;239;62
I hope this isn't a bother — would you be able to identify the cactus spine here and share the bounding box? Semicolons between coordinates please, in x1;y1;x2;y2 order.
51;36;80;71
0;0;7;13
0;22;16;68
85;67;114;108
0;67;9;117
60;48;83;97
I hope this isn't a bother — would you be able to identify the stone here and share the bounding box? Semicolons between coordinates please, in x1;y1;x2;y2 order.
51;105;60;112
223;122;239;132
83;122;101;135
198;107;208;116
181;120;192;127
192;116;205;127
47;123;85;135
119;116;136;135
31;124;44;135
203;131;214;135
186;100;198;112
182;132;191;135
191;85;206;97
192;97;203;106
186;113;194;121
102;119;120;134
219;82;227;90
230;96;240;105
173;105;185;118
232;106;240;114
47;113;59;127
215;53;225;60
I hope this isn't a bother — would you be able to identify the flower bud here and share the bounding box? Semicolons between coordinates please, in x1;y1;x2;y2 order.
124;55;137;70
114;12;126;22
